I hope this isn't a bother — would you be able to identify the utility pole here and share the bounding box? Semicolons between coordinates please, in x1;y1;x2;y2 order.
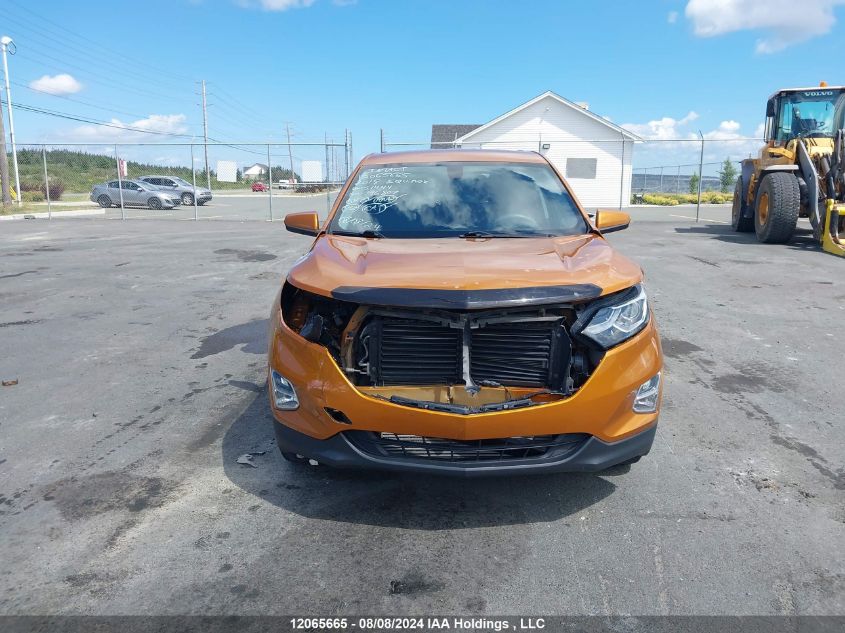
0;90;11;207
347;131;353;179
345;128;350;179
286;123;294;183
201;79;210;190
1;36;20;206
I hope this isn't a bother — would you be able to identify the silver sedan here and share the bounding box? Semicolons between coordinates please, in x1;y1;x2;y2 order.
90;180;182;210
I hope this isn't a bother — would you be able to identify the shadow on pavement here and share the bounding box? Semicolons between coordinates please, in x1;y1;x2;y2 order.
221;391;617;529
674;223;823;251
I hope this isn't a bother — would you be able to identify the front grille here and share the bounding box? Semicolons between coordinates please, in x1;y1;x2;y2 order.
346;431;589;463
375;319;462;385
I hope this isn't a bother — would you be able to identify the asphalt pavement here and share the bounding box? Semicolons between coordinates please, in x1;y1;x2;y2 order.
0;210;843;616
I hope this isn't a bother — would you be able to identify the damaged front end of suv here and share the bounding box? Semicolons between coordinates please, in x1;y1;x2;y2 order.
279;282;653;415
267;151;663;476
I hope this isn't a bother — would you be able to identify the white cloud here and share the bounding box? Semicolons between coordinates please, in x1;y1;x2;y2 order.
621;111;699;140
702;119;742;140
29;74;82;95
667;10;678;23
686;0;845;53
623;110;765;165
61;113;189;143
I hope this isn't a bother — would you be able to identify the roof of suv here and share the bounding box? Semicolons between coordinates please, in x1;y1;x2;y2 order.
361;149;547;166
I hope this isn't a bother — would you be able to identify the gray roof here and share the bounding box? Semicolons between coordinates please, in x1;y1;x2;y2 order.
430;124;482;148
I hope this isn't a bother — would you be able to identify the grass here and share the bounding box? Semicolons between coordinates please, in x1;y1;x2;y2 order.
1;202;54;215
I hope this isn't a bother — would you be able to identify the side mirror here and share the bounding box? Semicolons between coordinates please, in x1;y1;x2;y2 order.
595;209;630;233
284;211;320;236
766;99;776;118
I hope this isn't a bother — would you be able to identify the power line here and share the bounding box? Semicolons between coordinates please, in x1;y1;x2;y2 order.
205;97;272;134
2;15;190;96
12;79;191;124
7;0;196;84
16;47;187;103
1;98;194;138
208;86;269;125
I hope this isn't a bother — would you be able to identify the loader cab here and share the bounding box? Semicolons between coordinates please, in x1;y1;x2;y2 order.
764;87;845;143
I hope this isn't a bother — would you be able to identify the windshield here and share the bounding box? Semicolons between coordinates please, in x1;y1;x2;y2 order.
328;162;588;238
776;90;845;139
173;177;193;187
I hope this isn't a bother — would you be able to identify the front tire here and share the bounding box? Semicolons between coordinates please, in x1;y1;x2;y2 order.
731;178;753;232
755;172;799;243
148;197;162;210
181;192;194;206
97;195;112;208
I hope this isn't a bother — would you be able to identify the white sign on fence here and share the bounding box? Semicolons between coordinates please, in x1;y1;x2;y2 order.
301;160;323;183
216;160;238;183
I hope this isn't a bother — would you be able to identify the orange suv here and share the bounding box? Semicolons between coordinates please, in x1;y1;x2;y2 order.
268;150;662;476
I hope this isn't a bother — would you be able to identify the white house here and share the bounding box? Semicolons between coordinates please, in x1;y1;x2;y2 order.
242;163;269;180
431;91;641;208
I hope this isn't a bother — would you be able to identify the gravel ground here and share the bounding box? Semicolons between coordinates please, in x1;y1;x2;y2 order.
0;211;843;616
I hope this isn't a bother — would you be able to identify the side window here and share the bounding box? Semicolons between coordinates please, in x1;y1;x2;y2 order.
145;178;160;186
777;101;794;141
122;181;138;190
566;157;597;179
161;178;174;187
108;181;119;189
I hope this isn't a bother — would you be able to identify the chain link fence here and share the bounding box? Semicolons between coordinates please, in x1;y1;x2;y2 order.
1;140;351;221
3;133;766;220
380;130;764;213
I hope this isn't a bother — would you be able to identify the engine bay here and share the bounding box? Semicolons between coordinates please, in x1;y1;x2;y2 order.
281;284;604;412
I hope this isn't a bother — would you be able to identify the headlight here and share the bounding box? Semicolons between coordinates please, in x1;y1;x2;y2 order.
580;285;649;348
270;369;299;410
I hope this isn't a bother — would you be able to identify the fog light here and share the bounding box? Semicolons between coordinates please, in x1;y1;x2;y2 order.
270;369;299;410
633;373;660;413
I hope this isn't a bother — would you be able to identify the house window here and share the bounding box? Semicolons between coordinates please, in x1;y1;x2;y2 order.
566;157;597;179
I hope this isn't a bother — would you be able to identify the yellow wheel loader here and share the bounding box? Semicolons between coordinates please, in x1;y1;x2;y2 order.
733;83;845;256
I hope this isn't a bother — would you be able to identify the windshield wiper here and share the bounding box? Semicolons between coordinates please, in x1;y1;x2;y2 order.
332;229;385;239
458;231;497;238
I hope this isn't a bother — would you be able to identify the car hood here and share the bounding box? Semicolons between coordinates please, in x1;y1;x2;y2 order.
287;233;643;308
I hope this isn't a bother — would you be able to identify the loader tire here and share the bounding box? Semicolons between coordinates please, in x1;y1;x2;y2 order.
755;172;799;244
732;178;754;232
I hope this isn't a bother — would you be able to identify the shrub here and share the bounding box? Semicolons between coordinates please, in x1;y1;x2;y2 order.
42;179;65;200
636;192;732;205
22;190;45;203
641;194;680;206
20;180;42;193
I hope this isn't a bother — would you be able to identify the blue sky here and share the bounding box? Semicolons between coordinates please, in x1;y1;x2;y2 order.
4;0;845;165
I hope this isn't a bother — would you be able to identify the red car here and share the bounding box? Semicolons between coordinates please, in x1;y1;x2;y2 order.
252;182;269;192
